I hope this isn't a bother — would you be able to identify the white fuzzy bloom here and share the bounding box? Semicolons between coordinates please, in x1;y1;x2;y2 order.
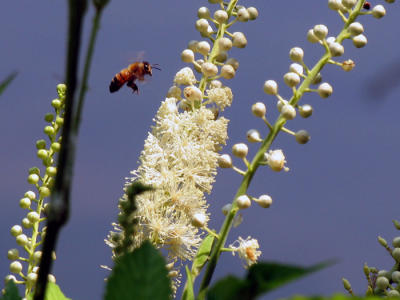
230;236;261;268
107;97;229;266
174;67;197;86
207;87;233;111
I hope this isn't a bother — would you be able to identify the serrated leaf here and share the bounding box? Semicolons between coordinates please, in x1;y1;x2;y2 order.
0;72;17;96
26;282;71;300
207;260;336;300
104;241;172;300
0;280;22;300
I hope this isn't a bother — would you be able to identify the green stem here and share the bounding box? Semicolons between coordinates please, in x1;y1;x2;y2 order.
197;1;365;296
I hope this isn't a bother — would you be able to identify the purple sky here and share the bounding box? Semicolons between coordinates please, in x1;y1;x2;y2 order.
1;1;400;299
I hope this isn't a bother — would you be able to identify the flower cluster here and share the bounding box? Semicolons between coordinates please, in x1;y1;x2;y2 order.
343;220;400;297
4;84;66;296
106;0;257;287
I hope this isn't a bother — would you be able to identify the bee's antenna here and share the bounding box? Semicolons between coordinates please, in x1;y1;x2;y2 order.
152;63;161;71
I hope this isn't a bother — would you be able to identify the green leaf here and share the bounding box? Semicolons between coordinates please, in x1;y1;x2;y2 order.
207;260;336;300
26;282;71;300
0;280;22;300
182;265;195;300
283;294;397;300
104;240;172;300
0;72;17;96
192;234;214;277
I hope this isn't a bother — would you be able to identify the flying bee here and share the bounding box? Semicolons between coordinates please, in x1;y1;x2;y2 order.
109;61;160;94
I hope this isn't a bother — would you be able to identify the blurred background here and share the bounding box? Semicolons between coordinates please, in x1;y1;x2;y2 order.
1;1;400;299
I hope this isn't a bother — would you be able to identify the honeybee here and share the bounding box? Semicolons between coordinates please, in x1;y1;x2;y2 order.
109;61;160;94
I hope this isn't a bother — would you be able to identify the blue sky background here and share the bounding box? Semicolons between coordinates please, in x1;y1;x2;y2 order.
1;1;400;299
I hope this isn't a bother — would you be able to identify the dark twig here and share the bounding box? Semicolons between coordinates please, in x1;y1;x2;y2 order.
34;1;88;299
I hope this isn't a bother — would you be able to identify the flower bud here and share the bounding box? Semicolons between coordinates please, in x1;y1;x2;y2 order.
246;129;262;143
263;80;278;95
39;186;51;197
342;0;357;9
44;126;55;136
342;278;352;291
232;143;248;158
277;99;288;112
27;212;40;223
51;99;62;109
215;51;227;63
221;64;235;79
236;195;251;209
9;261;23;274
352;34;367;48
218;154;232;168
222;203;232;215
348;22;364;36
28;174;40;184
251;102;266;118
247;7;258;20
197;7;210;19
307;29;319;43
284;72;301;87
295;130;311;144
214;10;228;24
22;218;32;229
16;234;28;246
210;80;222;89
328;0;341;10
376;276;389;290
188;40;199;52
393;237;400;247
329;42;344;57
201;62;218;77
197;41;211;56
313;24;328;40
289;63;303;76
19;197;31;209
281;104;296;120
192;213;207;227
237;8;250;22
232;32;247;48
7;249;19;260
255;195;273;208
37;149;48;160
372;5;386;18
218;37;232;51
184;86;203;102
27;272;38;284
196;19;209;33
299;104;313;118
318;82;333;98
48;274;56;283
392;247;400;262
226;58;239;70
181;49;194;63
10;225;22;237
289;47;304;62
392;271;400;283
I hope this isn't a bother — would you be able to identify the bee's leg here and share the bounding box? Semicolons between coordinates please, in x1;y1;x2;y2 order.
127;79;139;94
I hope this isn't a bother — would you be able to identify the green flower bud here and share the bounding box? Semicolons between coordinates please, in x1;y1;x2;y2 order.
37;149;48;160
27;174;40;184
44;113;54;122
57;84;67;99
39;186;51;198
10;225;22;237
393;220;400;230
9;261;23;274
29;167;40;175
24;191;36;200
295;130;311;144
299;104;313;118
46;166;57;177
378;236;388;247
27;212;40;223
33;251;42;262
16;234;28;246
342;278;352;291
19;197;31;209
376;276;389;290
392;247;400;262
7;249;19;260
44;126;55;136
22;218;32;229
55;116;64;126
36;139;47;149
393;237;400;248
51;99;62;109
